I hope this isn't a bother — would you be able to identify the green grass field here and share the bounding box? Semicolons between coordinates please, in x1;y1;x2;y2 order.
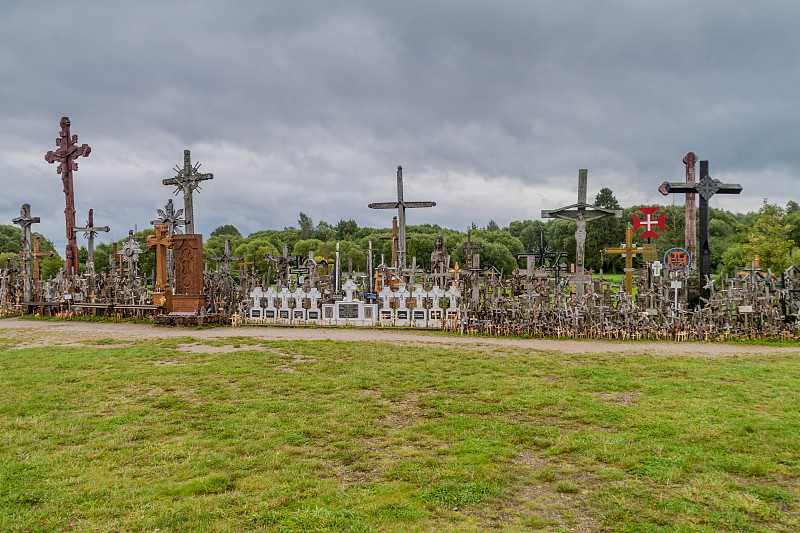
1;334;798;532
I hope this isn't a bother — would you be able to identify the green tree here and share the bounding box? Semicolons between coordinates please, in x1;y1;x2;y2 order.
210;225;242;238
335;219;358;240
298;212;314;240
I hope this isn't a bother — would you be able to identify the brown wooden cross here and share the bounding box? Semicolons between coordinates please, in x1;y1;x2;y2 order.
31;234;53;298
163;150;213;234
659;160;741;302
369;166;436;271
378;216;410;268
456;230;483;271
45;117;91;276
682;152;698;266
146;225;174;295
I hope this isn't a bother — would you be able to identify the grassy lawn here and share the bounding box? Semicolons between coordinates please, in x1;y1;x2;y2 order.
1;335;798;532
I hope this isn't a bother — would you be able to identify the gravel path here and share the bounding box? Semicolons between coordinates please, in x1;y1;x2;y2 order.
1;317;798;357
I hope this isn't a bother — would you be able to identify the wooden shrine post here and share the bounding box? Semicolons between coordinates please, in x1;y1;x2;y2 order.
659;160;741;302
542;169;622;297
45;117;91;276
163;150;213;235
602;224;650;295
146;225;174;310
31;234;53;299
682;152;698;266
369;166;436;273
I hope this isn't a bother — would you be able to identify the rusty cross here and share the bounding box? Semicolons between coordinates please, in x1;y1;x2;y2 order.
45;117;91;276
163;150;213;234
13;203;40;303
147;225;174;294
369;166;436;272
73;209;109;270
659;160;742;302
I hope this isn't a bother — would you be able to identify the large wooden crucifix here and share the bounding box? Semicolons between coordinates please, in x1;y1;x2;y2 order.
541;169;622;296
13;203;40;303
368;166;436;272
602;224;651;295
73;209;109;271
659;160;741;302
163;150;213;235
44;117;91;276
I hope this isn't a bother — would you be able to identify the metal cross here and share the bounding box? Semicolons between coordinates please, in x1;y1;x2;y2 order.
44;117;91;276
211;238;242;275
150;199;186;235
13;203;41;302
73;209;109;269
368;166;436;272
517;229;567;273
117;230;143;277
541;169;622;297
162;150;213;234
659;160;742;302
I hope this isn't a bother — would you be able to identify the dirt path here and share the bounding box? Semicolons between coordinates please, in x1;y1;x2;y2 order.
1;317;798;357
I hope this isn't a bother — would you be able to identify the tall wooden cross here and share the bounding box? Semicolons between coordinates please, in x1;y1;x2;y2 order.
44;117;91;276
659;160;742;302
211;238;242;275
682;152;698;266
602;224;651;295
73;209;109;271
13;203;40;303
163;150;213;234
456;230;483;271
378;216;410;268
150;199;186;285
368;166;436;272
146;225;174;307
31;234;53;298
541;169;622;296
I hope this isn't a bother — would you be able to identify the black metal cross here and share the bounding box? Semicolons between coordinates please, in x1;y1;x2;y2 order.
517;229;567;273
659;160;742;302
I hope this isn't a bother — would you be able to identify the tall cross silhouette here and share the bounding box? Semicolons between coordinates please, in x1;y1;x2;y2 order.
44;117;91;276
13;203;40;302
368;166;435;272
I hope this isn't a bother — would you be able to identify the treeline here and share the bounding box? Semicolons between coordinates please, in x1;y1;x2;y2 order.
2;189;798;280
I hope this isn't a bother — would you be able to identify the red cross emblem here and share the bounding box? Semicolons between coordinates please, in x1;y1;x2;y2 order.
664;248;690;272
633;206;665;239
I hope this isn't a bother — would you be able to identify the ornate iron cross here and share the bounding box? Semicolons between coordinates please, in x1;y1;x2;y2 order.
13;203;41;303
73;209;109;269
163;150;213;234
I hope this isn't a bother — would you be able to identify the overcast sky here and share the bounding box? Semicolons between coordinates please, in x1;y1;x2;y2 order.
2;1;799;254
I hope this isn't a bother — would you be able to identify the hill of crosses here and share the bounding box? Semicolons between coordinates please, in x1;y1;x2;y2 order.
5;116;800;341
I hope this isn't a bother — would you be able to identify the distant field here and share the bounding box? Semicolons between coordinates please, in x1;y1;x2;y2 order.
1;334;798;532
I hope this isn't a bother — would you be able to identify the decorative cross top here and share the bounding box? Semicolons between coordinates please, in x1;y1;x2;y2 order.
659;160;742;302
163;150;213;234
118;230;143;276
45;117;91;276
369;166;436;272
150;199;186;235
73;209;109;268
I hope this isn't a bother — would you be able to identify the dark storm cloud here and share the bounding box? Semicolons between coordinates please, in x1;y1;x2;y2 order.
1;0;799;253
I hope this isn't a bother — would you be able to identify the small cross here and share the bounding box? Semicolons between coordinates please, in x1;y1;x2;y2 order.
162;150;213;234
368;165;436;271
117;230;143;277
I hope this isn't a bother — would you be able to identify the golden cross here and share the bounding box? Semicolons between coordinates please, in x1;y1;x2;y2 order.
601;224;652;295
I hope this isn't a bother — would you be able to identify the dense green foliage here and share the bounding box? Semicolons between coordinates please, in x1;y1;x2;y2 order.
2;191;797;281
